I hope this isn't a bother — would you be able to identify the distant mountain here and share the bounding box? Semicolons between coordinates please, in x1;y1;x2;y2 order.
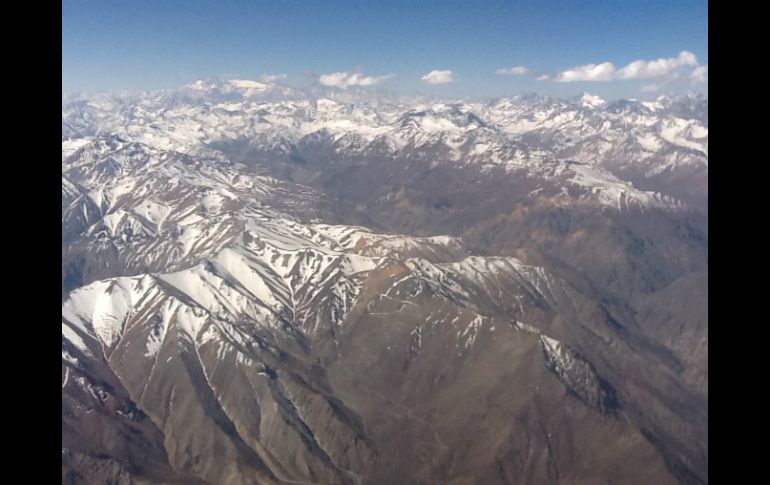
63;80;707;207
62;82;707;484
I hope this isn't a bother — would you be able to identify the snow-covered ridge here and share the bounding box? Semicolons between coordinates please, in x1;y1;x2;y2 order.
62;138;480;351
565;163;683;210
62;225;564;364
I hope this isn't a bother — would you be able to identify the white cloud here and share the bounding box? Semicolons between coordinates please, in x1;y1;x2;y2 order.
421;70;455;84
556;51;703;83
641;83;659;93
496;66;529;75
690;65;708;84
536;74;549;81
556;62;616;82
319;72;350;87
260;73;287;82
617;51;698;80
318;71;394;89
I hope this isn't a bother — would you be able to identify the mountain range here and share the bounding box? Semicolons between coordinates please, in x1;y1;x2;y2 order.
62;79;708;484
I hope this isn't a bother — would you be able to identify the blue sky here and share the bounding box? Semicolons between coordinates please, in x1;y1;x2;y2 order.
63;0;708;99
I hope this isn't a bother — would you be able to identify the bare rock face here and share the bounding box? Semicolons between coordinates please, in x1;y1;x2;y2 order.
62;86;707;484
